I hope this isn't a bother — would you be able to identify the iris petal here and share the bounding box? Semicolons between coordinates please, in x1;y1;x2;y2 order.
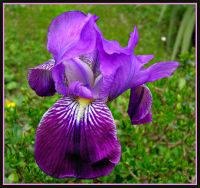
68;81;93;99
79;50;100;77
96;25;138;55
35;97;121;179
97;47;135;101
94;22;179;102
28;60;56;96
136;54;154;65
60;16;98;63
127;26;139;52
131;60;179;88
107;56;135;101
64;58;94;87
47;11;98;63
51;63;67;96
52;58;95;98
94;26;138;101
131;112;152;124
91;74;104;99
127;85;152;124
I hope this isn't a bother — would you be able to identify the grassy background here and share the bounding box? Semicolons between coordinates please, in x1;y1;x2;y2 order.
4;4;196;184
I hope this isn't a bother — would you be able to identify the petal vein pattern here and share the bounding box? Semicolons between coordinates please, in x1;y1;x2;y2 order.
35;97;121;179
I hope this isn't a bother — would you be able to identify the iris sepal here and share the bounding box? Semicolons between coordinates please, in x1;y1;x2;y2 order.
28;59;56;96
35;97;121;179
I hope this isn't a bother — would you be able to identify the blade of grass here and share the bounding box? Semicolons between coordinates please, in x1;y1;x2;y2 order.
171;6;194;60
158;5;168;24
167;6;181;50
181;10;195;53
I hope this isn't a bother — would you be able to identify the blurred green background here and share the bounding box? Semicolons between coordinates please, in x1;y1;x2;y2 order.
4;4;196;184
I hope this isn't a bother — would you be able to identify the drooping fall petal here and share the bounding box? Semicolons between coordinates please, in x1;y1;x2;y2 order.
127;85;152;124
35;97;121;179
28;60;56;96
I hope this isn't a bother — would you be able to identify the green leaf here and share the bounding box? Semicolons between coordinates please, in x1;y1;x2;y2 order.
6;81;18;90
178;78;186;90
8;172;19;183
181;10;195;53
158;5;168;24
171;6;194;60
167;6;181;50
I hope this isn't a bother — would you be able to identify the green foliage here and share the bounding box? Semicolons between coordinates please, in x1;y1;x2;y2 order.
4;4;195;184
158;5;195;60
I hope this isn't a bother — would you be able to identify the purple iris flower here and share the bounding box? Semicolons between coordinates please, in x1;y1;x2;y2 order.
28;11;179;179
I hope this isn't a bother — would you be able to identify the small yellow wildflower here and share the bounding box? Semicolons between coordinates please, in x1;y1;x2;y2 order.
5;99;16;108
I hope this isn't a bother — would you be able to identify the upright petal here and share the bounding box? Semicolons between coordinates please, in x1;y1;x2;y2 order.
79;50;100;77
28;60;56;96
127;26;139;52
60;16;98;62
93;26;139;101
94;23;179;102
63;58;94;87
91;74;104;99
35;97;121;179
136;54;154;64
106;55;135;101
96;46;136;101
95;25;138;55
47;11;98;62
127;85;152;124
